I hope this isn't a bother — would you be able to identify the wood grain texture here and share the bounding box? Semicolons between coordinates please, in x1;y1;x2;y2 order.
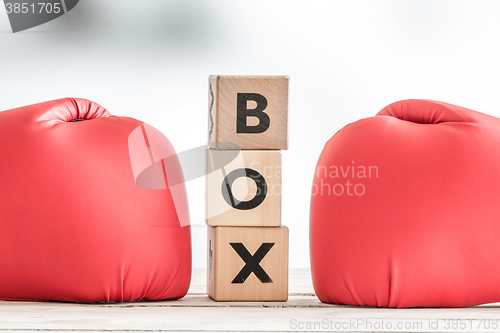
207;75;288;150
2;302;500;333
207;226;288;302
0;269;500;332
206;149;281;227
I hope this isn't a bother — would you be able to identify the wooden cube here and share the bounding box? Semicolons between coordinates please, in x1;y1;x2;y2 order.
206;149;281;227
208;75;288;150
207;226;288;301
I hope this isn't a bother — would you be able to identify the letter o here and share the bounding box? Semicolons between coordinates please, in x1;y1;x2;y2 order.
221;168;267;210
333;183;344;196
354;184;365;196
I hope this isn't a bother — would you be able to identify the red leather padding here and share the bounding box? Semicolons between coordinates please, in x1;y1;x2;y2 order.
310;99;500;308
0;98;191;303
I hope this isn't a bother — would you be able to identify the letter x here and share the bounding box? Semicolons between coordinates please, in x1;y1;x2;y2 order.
230;243;274;284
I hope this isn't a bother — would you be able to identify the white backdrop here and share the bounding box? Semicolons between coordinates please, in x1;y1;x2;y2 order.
1;0;499;268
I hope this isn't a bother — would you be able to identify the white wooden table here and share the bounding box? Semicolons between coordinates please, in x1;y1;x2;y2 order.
1;269;499;333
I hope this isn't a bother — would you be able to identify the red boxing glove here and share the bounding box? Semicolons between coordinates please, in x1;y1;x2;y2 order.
310;99;500;308
0;98;191;303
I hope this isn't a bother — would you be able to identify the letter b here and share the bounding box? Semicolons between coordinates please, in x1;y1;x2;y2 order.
237;93;270;134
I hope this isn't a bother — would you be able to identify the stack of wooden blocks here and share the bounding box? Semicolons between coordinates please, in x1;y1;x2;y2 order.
206;75;289;302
